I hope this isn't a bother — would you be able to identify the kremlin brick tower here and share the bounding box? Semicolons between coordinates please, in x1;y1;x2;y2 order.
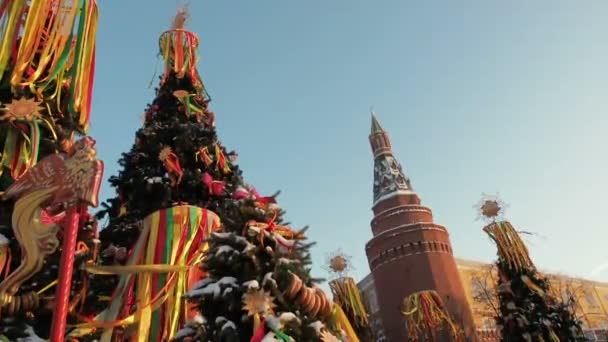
365;113;476;340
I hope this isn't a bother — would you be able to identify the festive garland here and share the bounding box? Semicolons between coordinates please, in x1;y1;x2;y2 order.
401;290;461;341
329;277;369;328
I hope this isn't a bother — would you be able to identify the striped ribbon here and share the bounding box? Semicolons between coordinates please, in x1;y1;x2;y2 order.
70;205;220;341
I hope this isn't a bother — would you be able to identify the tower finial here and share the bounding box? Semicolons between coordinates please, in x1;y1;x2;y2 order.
370;111;384;135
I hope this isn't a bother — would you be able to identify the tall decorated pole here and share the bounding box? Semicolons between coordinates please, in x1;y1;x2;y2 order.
2;137;103;341
478;194;586;341
325;250;371;341
0;0;101;339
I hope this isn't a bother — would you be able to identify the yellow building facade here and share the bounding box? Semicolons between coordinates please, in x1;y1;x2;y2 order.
456;258;608;341
359;258;608;341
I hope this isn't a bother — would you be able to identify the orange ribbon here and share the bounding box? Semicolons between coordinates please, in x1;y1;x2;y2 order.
162;151;183;185
195;147;213;166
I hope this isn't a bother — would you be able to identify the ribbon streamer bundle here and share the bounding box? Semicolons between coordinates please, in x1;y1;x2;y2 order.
159;9;205;93
0;0;98;129
401;290;461;341
329;277;369;328
71;205;220;342
483;221;534;272
0;0;98;180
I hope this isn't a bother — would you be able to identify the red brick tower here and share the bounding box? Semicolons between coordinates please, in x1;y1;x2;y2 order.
365;113;476;341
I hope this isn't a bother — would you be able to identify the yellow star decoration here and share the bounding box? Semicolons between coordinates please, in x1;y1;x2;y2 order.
1;97;44;122
320;329;340;342
242;289;277;317
158;146;173;162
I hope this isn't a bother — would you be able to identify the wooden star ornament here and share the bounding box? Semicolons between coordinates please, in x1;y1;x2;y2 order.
1;97;44;122
158;146;173;162
242;289;277;317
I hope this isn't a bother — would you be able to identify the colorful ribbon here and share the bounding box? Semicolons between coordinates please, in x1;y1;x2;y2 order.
0;0;99;131
329;277;369;328
159;25;202;89
202;172;224;195
483;221;534;271
401;290;461;340
195;147;213;166
160;149;183;186
331;303;360;342
215;144;230;174
0;120;53;180
70;206;221;342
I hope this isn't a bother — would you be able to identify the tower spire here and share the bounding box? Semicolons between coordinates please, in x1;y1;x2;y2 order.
368;112;414;206
371;111;384;134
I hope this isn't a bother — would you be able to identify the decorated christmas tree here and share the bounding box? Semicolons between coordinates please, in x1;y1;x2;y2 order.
70;9;359;342
478;195;586;341
178;202;359;342
0;0;102;340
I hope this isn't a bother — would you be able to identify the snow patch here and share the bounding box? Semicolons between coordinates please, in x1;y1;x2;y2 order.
262;272;277;287
186;277;238;299
172;326;195;340
243;280;260;289
221;320;236;331
16;325;44;342
308;321;325;334
0;234;9;246
278;258;300;265
216;245;235;255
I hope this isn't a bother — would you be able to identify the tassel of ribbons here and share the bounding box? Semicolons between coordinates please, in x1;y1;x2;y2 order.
70;206;221;342
329;277;369;328
1;116;59;180
159;148;183;186
195;147;213;166
483;221;534;272
214;144;230;174
159;9;202;90
0;0;98;130
401;290;461;341
175;91;204;119
0;121;40;180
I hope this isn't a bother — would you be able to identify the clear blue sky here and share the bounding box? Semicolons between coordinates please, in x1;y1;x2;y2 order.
89;0;608;287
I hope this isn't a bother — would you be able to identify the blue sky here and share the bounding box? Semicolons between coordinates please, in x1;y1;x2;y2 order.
89;0;608;287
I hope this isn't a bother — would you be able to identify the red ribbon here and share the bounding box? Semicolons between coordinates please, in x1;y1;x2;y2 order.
202;172;225;195
250;316;266;342
162;151;183;185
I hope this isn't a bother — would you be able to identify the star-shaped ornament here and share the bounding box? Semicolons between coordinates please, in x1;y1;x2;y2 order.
475;193;507;222
1;97;44;122
242;289;277;317
158;146;173;162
